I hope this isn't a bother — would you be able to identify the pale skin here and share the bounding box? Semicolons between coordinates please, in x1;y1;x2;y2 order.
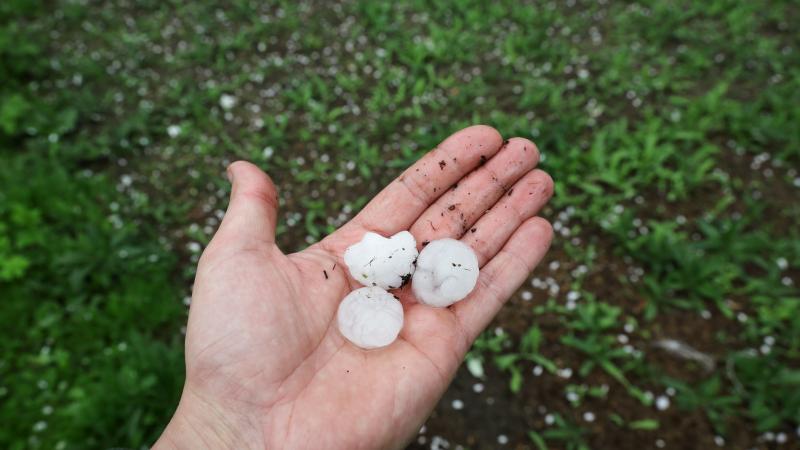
154;125;554;450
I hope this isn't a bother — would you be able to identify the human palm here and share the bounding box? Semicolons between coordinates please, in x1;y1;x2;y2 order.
155;126;554;449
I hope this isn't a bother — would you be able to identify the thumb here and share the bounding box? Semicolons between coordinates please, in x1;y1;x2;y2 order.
216;161;279;245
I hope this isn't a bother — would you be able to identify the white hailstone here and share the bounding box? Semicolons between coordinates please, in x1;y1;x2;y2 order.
583;411;596;422
451;399;464;410
337;287;403;349
655;395;671;411
737;312;749;323
497;434;509;445
776;432;787;444
566;291;580;301
521;290;533;301
412;238;479;307
776;258;789;270
219;93;237;109
544;414;555;425
167;124;182;138
558;367;573;379
532;365;544;376
566;391;580;402
714;435;725;447
655;439;666;448
472;383;484;393
344;231;418;290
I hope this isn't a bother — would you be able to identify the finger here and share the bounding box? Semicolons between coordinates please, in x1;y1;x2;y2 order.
462;169;553;267
214;161;280;246
348;125;503;235
452;217;553;343
409;138;540;244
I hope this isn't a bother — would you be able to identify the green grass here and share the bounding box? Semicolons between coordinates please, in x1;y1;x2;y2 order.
1;0;799;448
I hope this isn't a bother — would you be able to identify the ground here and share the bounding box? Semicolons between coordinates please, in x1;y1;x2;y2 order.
1;0;799;449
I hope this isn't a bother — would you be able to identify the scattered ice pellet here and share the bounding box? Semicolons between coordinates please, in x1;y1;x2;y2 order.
655;395;671;411
451;399;464;410
532;365;544;376
167;124;182;138
624;322;635;333
700;310;712;319
430;435;450;450
566;291;580;301
566;391;579;402
412;238;479;307
776;257;789;270
219;93;237;109
737;312;748;323
497;434;509;445
656;439;666;448
473;383;484;393
466;357;484;378
617;334;629;344
666;387;676;397
336;287;403;349
583;411;596;422
545;414;555;425
714;435;725;446
521;291;533;301
558;367;573;379
344;231;418;290
776;432;787;444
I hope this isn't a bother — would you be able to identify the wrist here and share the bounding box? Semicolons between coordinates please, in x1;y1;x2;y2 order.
154;385;263;450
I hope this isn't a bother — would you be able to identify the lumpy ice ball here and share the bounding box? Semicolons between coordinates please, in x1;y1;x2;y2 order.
337;287;404;349
412;238;479;307
344;231;418;290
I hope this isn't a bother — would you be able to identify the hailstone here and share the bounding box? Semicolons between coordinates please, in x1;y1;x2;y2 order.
412;238;479;307
337;286;404;349
344;231;418;290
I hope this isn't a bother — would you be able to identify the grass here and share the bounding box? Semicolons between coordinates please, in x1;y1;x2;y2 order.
1;0;799;448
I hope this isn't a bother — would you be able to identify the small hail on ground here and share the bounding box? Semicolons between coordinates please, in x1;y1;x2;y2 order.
655;395;671;411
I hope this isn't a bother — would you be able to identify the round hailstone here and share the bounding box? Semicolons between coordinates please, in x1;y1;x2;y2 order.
344;231;418;290
337;287;404;349
412;238;479;307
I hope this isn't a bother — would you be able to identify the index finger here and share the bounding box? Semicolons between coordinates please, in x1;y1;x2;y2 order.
350;125;503;235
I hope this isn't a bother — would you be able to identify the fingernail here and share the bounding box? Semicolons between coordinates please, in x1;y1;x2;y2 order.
226;166;235;183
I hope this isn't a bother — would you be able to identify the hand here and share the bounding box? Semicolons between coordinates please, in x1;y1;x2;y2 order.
154;125;554;449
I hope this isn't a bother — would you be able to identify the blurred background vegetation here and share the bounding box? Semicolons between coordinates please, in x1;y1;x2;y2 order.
1;0;798;449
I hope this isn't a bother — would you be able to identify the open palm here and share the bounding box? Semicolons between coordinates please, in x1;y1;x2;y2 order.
155;125;554;450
